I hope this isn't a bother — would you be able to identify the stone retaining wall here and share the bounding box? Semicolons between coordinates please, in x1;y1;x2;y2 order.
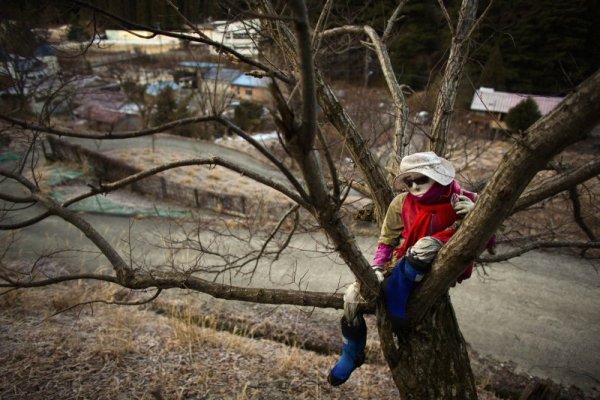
45;135;250;215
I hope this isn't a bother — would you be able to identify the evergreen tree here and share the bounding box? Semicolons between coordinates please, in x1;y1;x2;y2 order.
388;1;449;89
505;97;542;132
473;0;599;95
478;44;506;90
152;87;177;127
233;101;264;132
67;13;85;41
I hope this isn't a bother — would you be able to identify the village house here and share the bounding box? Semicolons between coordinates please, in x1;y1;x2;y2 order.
72;90;141;132
469;87;563;130
98;30;181;54
87;19;263;58
0;43;63;114
195;66;242;110
202;19;262;59
230;74;270;104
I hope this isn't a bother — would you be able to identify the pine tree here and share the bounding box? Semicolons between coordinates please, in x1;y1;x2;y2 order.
505;97;542;132
478;44;506;90
152;87;177;127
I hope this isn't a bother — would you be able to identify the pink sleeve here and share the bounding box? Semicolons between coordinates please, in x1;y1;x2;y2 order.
371;243;394;267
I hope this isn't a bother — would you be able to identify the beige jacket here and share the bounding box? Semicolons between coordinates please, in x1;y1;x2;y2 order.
378;192;407;247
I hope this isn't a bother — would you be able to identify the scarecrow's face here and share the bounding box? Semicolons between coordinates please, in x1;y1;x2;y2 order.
402;173;434;197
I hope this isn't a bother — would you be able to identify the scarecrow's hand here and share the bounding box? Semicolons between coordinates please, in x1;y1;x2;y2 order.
407;236;443;266
453;195;475;216
372;267;385;283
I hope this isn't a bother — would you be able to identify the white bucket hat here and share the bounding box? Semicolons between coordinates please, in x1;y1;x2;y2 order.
395;151;455;186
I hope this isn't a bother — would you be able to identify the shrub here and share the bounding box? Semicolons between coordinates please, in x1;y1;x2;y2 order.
505;97;542;132
233;101;264;132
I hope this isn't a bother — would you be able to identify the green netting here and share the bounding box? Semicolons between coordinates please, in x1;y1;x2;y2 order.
46;166;87;186
0;152;21;162
50;191;193;219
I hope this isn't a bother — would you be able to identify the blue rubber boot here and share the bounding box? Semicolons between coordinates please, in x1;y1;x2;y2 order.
383;256;431;331
327;314;367;386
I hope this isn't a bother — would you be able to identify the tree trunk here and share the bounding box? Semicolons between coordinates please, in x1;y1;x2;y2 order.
429;0;478;156
378;295;477;399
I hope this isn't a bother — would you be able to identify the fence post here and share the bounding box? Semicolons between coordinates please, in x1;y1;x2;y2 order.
161;177;167;198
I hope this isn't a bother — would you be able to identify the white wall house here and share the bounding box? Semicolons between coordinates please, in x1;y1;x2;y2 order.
97;30;181;54
203;19;262;58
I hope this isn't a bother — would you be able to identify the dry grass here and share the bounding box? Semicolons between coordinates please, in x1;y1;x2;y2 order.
0;282;409;400
0;280;506;399
108;148;290;204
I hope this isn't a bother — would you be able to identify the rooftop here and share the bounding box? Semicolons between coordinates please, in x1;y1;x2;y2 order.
470;87;563;115
202;67;242;83
231;74;269;88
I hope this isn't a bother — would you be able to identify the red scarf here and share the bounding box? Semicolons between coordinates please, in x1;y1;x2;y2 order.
393;181;467;256
394;180;475;282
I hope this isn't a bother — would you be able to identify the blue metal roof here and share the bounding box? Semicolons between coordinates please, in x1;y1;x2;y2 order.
202;67;242;83
179;61;219;69
231;74;269;88
146;81;180;96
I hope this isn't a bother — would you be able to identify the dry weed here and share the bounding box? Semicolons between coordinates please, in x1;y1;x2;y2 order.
0;282;391;399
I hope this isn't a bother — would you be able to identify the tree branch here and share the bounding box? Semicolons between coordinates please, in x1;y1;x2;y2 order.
315;59;393;224
363;26;410;160
126;270;345;309
382;1;408;43
0;113;219;140
429;0;478;155
437;0;456;36
0;192;34;203
512;158;600;213
477;241;600;263
72;0;292;83
79;156;310;210
311;0;334;51
568;186;597;241
0;273;119;288
0;212;51;230
259;0;381;300
412;68;600;321
29;191;132;282
256;2;394;222
216;115;310;203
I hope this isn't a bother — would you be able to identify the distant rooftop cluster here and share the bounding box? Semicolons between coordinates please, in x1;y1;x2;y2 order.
89;19;263;58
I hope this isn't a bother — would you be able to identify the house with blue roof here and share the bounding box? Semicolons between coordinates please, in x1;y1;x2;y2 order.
193;66;243;111
231;74;271;104
0;43;62;114
145;81;180;96
202;67;242;83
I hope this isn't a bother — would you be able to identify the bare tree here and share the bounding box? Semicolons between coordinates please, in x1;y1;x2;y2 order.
1;1;599;398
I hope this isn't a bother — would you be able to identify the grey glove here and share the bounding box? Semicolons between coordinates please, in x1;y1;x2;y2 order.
373;268;385;283
408;236;443;264
343;282;362;323
452;194;475;216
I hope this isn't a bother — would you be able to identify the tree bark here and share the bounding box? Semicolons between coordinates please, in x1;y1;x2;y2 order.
266;1;479;395
378;296;477;400
429;0;478;156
